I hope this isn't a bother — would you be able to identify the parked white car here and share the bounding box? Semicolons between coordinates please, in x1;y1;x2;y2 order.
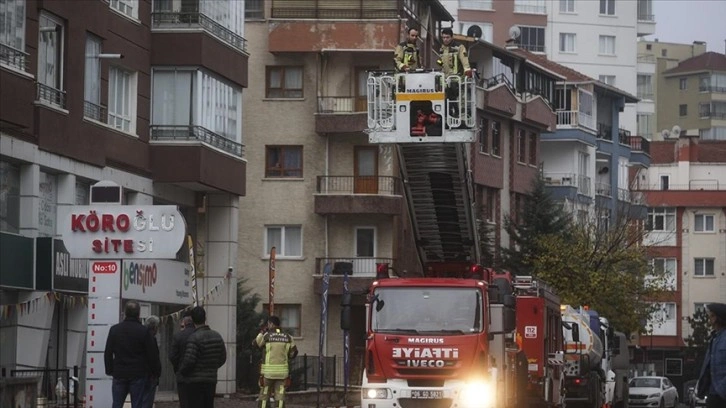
628;376;679;408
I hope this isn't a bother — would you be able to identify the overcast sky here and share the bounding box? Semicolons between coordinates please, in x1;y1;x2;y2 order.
653;0;726;53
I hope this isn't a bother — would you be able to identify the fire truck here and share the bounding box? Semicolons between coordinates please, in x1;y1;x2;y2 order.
345;69;567;408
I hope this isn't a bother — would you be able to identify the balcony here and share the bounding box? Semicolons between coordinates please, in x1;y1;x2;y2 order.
313;257;395;295
544;172;592;203
149;125;246;195
699;85;726;93
314;176;403;215
597;123;612;140
0;43;29;72
628;135;651;167
315;96;368;134
271;0;399;19
618;128;631;145
151;10;247;54
478;76;517;117
596;182;612;197
513;3;546;14
36;83;66;109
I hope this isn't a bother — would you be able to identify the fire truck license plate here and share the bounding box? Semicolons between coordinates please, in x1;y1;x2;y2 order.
411;390;443;399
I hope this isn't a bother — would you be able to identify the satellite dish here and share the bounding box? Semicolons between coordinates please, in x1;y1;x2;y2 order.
661;129;671;139
508;25;521;40
467;25;483;39
671;125;681;138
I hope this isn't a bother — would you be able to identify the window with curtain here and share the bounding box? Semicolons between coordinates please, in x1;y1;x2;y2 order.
637;114;652;137
598;35;615;55
599;75;616;85
694;214;715;232
108;66;135;132
514;0;546;14
245;0;264;19
559;0;574;13
518;26;545;52
637;74;653;99
265;225;302;257
84;35;101;108
694;258;715;277
152;68;242;141
646;208;676;231
266;66;303;98
559;33;575;53
0;0;26;70
37;13;64;93
110;0;138;19
263;304;301;337
599;0;615;15
265;145;302;178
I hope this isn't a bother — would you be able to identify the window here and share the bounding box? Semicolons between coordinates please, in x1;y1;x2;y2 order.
265;225;302;257
599;75;616;86
514;0;546;14
479;118;489;154
700;127;726;140
637;114;652;137
661;49;667;57
460;0;493;10
0;0;26;71
153;68;242;143
518;26;545;52
650;258;677;290
700;74;726;92
266;66;303;98
637;74;653;99
699;103;711;118
38;172;57;237
355;227;375;257
516;129;526;163
638;0;653;20
108;66;136;133
679;104;687;116
694;258;715;277
84;35;102;120
659;175;669;190
700;102;726;119
646;207;675;231
263;304;301;337
646;44;652;50
679;77;687;90
559;33;576;53
694;214;714;232
528;132;537;165
599;0;615;15
647;303;676;335
560;0;575;13
265;146;302;177
37;13;64;106
491;121;501;156
110;0;138;19
0;161;21;233
598;35;615;55
245;0;264;19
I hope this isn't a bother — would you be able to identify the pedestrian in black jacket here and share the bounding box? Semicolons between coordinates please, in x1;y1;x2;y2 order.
178;306;227;408
104;300;160;408
169;311;195;408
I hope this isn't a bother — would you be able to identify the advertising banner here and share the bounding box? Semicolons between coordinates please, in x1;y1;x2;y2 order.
121;259;192;305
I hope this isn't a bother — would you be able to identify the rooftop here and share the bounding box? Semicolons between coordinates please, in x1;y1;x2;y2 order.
663;51;726;76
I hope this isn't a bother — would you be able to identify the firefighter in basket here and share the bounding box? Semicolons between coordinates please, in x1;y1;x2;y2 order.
394;27;422;72
254;316;298;408
438;28;473;119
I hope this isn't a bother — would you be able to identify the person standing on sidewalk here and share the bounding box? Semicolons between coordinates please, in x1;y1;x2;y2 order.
141;315;162;408
178;306;227;408
104;300;159;408
169;311;195;408
255;316;298;408
697;302;726;408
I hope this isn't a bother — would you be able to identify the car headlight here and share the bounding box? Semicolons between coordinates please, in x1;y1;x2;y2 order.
364;388;390;399
648;393;660;399
459;380;496;408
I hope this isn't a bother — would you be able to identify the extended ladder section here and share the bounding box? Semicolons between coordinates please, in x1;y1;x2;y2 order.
365;70;479;268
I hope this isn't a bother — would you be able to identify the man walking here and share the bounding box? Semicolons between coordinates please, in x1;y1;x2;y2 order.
169;311;195;408
697;302;726;408
255;316;298;408
104;300;160;408
178;306;227;408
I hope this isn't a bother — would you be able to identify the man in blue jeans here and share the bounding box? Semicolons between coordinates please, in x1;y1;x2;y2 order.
104;300;160;408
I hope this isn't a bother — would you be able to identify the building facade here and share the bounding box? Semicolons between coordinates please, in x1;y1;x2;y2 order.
0;0;247;396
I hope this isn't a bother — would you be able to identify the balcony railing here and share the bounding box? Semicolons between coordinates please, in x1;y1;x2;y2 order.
596;182;611;197
637;90;654;100
637;54;656;63
699;85;726;93
150;125;244;157
271;0;399;19
315;257;395;277
0;43;29;72
151;12;247;53
617;188;631;202
556;110;577;127
597;123;612;140
513;3;546;14
637;14;655;21
543;172;577;187
316;176;402;196
634;181;725;191
618;128;631;145
36;83;67;109
480;73;514;92
628;135;650;154
83;101;108;123
318;96;364;114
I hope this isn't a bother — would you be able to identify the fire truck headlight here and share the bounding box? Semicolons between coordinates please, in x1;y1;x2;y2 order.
364;388;390;399
459;380;495;407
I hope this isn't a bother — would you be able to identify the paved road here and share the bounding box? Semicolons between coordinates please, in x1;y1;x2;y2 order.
154;391;358;408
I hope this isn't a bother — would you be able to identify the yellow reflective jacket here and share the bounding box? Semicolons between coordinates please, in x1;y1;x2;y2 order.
255;329;296;379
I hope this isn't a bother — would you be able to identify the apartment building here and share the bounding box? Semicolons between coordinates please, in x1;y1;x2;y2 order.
636;40;709;141
0;0;247;396
238;0;559;385
636;135;726;380
508;49;649;226
446;0;656;141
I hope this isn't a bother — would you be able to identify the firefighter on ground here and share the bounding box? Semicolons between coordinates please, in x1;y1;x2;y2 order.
254;316;298;408
437;27;472;78
394;27;422;72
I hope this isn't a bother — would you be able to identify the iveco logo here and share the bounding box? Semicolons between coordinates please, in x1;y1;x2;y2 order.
408;338;444;344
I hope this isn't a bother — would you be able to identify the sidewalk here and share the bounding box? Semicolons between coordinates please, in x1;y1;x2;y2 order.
154;390;360;408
